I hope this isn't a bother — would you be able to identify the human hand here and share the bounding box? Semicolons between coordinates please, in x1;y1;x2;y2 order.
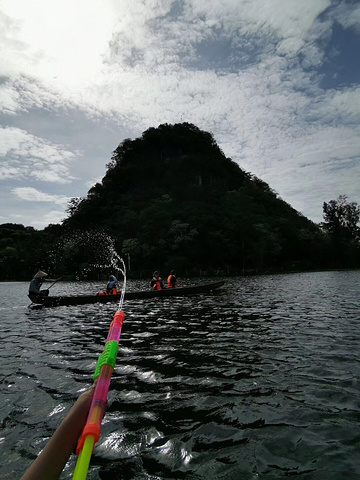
21;383;96;480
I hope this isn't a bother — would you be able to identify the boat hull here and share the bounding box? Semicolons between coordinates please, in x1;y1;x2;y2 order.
30;281;224;307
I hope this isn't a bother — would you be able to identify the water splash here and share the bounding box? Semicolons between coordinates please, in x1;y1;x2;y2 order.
46;229;125;279
117;256;126;312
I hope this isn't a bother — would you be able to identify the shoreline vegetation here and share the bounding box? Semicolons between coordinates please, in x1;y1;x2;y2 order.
1;123;359;281
2;268;360;284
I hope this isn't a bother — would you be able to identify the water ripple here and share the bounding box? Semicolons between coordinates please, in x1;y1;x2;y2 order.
0;273;360;479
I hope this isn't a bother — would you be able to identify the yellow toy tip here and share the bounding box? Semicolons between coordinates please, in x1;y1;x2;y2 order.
72;436;95;480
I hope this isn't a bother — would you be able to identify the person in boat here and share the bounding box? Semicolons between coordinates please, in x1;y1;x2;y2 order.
28;271;55;302
151;271;165;290
106;275;118;294
167;270;177;288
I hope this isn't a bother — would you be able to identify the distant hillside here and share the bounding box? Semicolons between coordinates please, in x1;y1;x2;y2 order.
61;122;328;275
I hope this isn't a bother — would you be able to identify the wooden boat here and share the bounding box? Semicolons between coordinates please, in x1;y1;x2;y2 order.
30;281;224;308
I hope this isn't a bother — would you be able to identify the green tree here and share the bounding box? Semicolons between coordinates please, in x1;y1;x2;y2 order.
322;195;360;266
322;195;360;241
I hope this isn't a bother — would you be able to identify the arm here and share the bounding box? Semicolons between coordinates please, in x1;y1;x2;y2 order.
21;384;95;480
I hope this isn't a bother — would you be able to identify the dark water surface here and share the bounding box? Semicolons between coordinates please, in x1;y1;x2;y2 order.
1;271;360;479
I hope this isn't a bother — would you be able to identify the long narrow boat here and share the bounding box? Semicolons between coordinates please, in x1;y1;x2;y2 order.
30;281;224;308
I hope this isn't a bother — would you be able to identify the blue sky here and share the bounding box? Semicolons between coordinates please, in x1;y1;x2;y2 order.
0;0;359;229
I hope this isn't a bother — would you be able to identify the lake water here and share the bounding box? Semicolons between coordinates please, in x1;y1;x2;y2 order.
0;271;359;480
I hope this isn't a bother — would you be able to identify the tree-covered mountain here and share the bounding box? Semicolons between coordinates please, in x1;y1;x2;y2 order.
62;122;329;275
1;123;358;280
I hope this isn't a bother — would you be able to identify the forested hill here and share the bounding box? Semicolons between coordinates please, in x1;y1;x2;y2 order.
61;122;327;275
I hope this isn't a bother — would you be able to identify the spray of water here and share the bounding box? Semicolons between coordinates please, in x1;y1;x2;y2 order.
117;256;127;312
47;229;124;279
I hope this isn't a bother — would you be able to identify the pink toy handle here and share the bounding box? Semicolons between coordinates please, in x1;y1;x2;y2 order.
76;311;124;455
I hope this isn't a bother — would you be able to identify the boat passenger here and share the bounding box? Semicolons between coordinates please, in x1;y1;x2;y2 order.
28;271;52;302
167;270;177;288
106;275;118;294
151;271;165;290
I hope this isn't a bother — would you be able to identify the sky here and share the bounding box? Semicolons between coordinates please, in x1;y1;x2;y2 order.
0;0;359;229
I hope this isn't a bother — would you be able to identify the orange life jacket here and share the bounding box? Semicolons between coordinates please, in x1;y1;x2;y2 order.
106;287;117;295
167;275;176;288
152;277;162;290
97;288;117;296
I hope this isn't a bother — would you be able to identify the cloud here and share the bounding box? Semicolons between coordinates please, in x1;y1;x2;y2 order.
33;209;67;227
12;187;71;206
331;2;360;33
0;1;357;143
258;123;360;221
0;77;68;115
0;0;359;227
0;0;337;119
0;0;116;84
10;209;67;229
0;126;78;183
0;166;21;180
316;87;360;122
0;83;21;115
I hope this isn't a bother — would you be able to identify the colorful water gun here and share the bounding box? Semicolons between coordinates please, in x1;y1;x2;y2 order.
73;264;126;479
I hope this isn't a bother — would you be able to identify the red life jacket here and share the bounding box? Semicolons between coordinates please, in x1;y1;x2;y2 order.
167;275;176;288
152;277;162;290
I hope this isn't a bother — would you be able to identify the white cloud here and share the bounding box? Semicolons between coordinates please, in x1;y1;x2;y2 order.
10;209;67;229
33;210;66;227
12;187;71;206
317;87;360;121
0;0;335;117
0;166;21;180
0;126;78;183
0;0;356;140
0;84;21;115
0;0;359;227
184;0;331;36
0;77;67;115
259;125;360;221
332;2;360;33
0;0;117;85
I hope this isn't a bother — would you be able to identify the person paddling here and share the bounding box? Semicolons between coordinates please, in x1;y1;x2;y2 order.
167;270;177;288
151;271;165;290
28;271;58;302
